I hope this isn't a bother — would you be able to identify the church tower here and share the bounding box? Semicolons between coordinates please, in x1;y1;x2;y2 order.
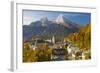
52;35;55;44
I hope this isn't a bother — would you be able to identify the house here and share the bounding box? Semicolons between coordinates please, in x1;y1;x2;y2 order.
51;48;66;61
67;44;82;60
45;35;55;44
29;39;38;50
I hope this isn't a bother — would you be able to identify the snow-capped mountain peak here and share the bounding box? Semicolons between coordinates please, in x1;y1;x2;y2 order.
40;16;48;26
56;14;65;24
55;14;79;28
55;14;72;27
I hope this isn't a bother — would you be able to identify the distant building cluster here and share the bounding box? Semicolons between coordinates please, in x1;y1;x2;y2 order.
27;35;90;61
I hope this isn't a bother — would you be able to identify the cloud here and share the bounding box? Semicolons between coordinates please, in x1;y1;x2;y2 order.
23;14;34;25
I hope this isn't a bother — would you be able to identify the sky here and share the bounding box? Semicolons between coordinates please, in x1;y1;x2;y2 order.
23;10;91;25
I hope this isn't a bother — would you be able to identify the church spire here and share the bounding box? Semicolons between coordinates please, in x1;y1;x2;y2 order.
52;35;55;44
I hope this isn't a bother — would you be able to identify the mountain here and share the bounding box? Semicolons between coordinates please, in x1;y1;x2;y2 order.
56;14;70;28
23;14;80;41
55;14;80;29
40;17;48;26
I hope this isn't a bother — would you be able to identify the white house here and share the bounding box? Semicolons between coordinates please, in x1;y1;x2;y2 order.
67;44;82;60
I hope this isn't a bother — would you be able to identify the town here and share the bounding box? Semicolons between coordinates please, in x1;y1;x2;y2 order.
23;35;91;62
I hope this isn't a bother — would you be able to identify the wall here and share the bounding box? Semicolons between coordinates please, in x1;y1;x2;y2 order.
0;0;100;73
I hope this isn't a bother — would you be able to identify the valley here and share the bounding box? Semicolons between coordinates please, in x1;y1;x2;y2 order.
23;14;91;62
